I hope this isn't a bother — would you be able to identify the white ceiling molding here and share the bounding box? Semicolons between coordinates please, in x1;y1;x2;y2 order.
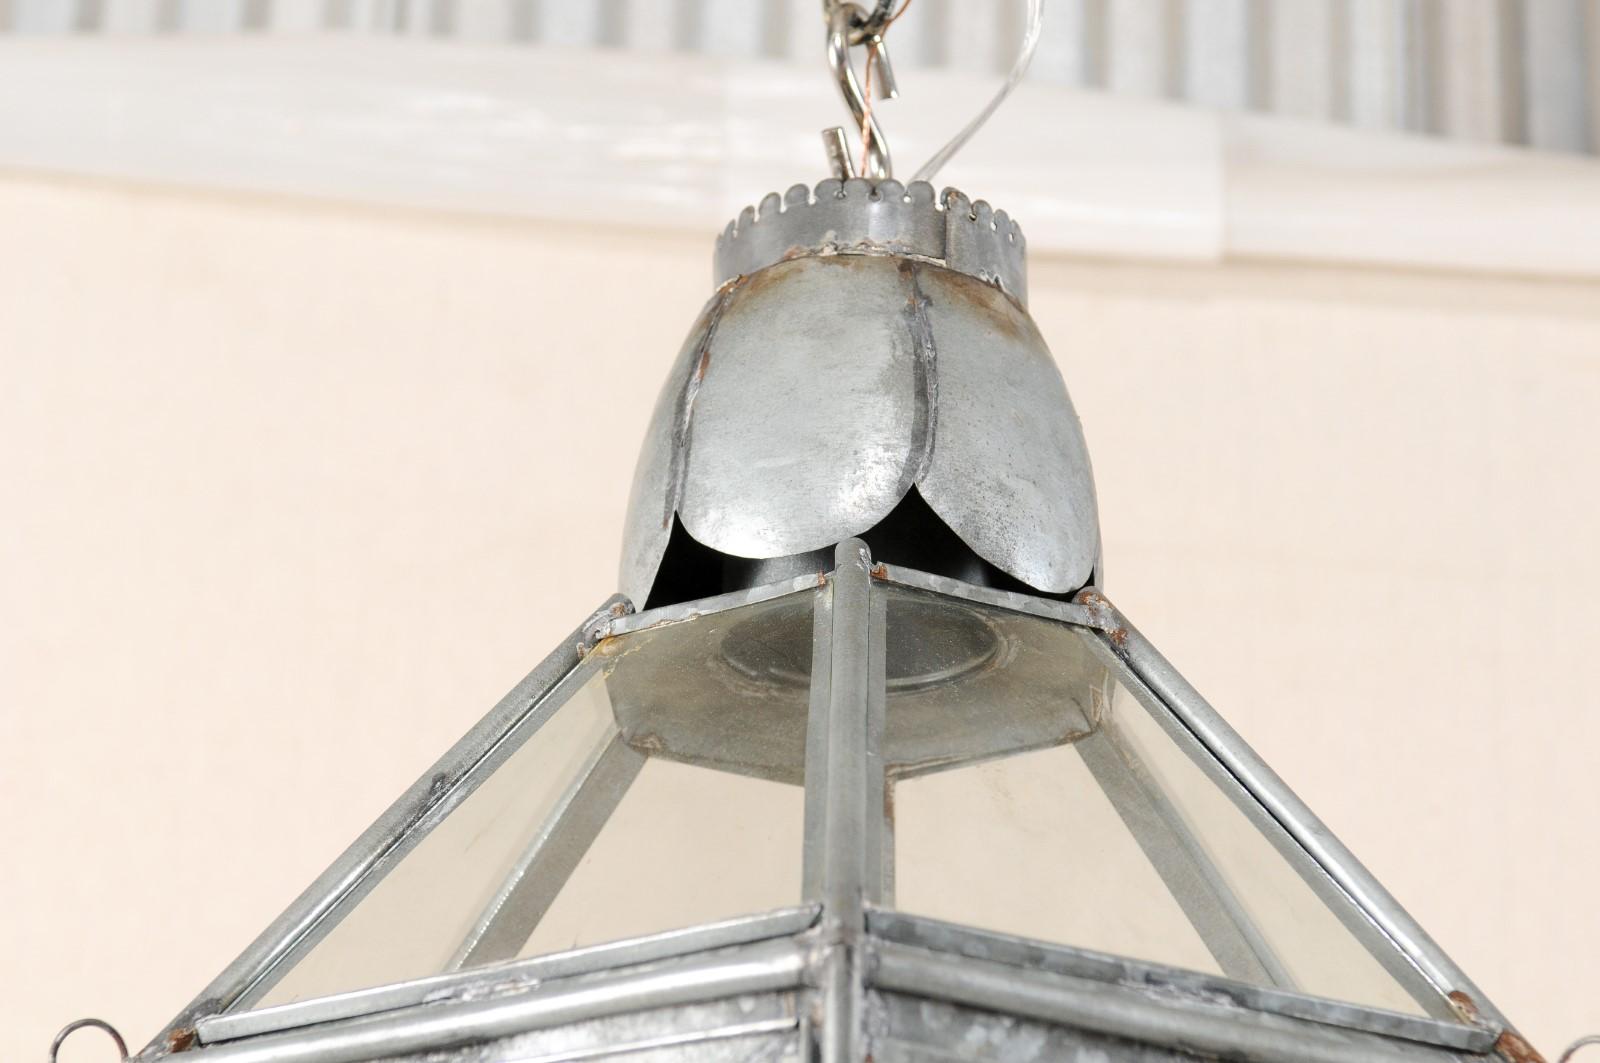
1;36;1598;280
7;0;1598;156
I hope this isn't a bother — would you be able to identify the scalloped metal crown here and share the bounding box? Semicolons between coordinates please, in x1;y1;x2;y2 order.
714;178;1028;305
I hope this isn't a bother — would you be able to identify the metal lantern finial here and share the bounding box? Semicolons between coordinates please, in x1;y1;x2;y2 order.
619;178;1098;611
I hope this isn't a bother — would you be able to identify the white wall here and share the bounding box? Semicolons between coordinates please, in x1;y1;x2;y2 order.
2;170;1598;1061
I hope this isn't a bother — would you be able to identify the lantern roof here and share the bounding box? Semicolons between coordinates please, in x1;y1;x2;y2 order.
132;535;1518;1063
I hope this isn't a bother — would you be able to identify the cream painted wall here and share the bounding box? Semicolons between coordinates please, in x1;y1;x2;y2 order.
2;172;1597;1061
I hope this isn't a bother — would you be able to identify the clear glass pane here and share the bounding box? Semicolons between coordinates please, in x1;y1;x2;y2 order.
521;759;803;956
884;585;1433;1016
252;589;816;1008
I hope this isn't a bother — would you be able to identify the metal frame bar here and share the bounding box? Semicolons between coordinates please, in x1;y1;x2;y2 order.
865;910;1492;1053
596;560;1111;646
174;939;808;1063
598;560;1118;648
485;1014;796;1063
142;597;629;1057
1076;626;1467;1021
869;561;1107;630
802;540;889;1063
600;572;828;639
1082;594;1512;1031
448;733;648;970
198;907;821;1044
1074;723;1295;988
869;941;1472;1063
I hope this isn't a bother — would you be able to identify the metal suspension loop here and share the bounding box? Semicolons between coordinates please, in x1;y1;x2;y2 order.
823;0;895;180
1561;1035;1600;1062
50;1018;130;1063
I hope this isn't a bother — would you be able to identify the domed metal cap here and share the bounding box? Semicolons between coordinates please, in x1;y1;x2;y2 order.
620;178;1100;608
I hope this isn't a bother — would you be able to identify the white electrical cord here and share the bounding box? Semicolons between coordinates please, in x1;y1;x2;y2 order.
909;0;1045;185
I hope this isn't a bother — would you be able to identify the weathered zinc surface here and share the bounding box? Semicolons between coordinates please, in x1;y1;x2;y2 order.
620;179;1100;608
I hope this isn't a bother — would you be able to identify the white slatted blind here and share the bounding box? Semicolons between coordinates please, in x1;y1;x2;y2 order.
1;0;1595;154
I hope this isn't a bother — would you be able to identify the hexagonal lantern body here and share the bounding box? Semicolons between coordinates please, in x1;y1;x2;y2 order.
140;182;1524;1063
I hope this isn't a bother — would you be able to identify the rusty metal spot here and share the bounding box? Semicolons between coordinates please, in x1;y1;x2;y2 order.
924;265;1028;343
739;256;805;298
869;563;888;580
628;731;668;755
1497;1029;1548;1063
166;1026;198;1053
1073;589;1126;646
1448;990;1481;1022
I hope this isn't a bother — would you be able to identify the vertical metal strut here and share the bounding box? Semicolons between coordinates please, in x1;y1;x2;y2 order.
447;732;646;971
803;540;888;1063
1082;594;1496;1027
1077;723;1295;988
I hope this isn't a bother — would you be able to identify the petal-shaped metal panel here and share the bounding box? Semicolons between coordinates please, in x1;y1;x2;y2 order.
677;255;921;560
618;289;726;609
621;250;1099;605
915;267;1099;593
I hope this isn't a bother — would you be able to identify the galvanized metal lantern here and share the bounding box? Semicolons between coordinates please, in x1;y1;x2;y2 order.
123;176;1540;1063
104;11;1545;1063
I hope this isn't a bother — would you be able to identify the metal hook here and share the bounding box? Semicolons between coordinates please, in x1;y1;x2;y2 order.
821;0;896;180
1561;1035;1600;1062
49;1018;129;1063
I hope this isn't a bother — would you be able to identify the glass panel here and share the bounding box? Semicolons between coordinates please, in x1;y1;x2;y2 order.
251;588;816;1008
884;584;1434;1016
522;759;803;956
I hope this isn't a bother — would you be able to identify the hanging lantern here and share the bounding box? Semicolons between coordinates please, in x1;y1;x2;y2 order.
67;5;1548;1063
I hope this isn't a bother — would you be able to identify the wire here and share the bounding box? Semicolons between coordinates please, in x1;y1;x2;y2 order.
909;0;1044;185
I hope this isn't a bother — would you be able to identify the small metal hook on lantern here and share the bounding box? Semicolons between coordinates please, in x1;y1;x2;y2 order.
49;1018;129;1063
1561;1035;1600;1062
821;0;899;180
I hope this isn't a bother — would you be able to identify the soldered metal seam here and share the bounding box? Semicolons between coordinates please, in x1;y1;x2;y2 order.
771;244;1028;315
1452;992;1544;1063
897;260;938;498
663;276;745;533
